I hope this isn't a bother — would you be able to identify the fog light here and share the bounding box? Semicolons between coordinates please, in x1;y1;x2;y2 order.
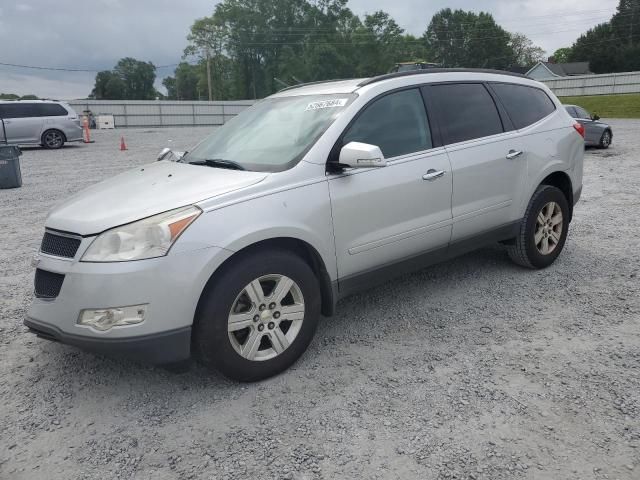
78;305;147;332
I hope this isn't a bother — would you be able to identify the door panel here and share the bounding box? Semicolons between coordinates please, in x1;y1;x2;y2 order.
4;118;42;143
329;149;453;279
424;82;528;241
445;133;527;240
0;103;42;143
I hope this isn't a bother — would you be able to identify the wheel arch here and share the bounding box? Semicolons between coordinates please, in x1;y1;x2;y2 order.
41;128;67;144
197;237;336;320
539;171;574;221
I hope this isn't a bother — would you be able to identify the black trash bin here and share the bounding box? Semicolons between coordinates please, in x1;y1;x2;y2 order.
0;145;22;189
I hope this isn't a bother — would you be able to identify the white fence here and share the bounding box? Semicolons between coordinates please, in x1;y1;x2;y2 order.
69;71;640;128
67;100;256;128
540;71;640;97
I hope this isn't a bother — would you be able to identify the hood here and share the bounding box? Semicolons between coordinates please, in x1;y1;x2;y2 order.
46;161;268;235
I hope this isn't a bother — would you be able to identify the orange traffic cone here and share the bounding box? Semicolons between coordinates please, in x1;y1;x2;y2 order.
120;136;127;151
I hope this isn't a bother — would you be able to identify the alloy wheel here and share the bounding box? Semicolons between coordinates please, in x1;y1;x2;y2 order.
44;131;63;148
601;131;611;147
227;274;305;361
535;201;563;255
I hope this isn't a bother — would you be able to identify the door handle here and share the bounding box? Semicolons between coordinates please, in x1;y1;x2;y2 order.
422;169;446;181
506;150;524;160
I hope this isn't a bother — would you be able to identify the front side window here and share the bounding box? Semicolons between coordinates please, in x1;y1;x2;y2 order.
184;94;355;172
430;83;504;144
342;88;432;158
491;83;556;129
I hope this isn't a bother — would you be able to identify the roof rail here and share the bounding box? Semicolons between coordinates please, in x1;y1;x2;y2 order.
357;68;527;87
278;78;353;93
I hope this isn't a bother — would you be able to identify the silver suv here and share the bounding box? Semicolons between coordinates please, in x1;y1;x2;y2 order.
27;70;584;381
0;100;83;149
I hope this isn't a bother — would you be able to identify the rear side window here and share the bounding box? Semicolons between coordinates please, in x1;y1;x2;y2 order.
37;103;69;117
491;83;556;129
573;106;590;119
565;106;578;118
430;83;504;144
0;103;38;118
343;88;432;158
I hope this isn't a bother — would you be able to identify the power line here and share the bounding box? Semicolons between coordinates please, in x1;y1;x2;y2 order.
0;8;633;74
0;61;99;72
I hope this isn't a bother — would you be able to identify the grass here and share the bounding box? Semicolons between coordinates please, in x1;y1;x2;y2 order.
558;93;640;119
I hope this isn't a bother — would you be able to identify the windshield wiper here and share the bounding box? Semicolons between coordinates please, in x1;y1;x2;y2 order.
188;158;246;171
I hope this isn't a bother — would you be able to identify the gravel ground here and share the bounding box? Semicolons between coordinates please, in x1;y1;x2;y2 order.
1;122;639;480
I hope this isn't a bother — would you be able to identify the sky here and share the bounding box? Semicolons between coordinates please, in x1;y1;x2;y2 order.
0;0;620;99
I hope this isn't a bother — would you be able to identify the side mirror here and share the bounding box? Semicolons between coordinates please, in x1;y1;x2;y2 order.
157;148;186;162
591;114;600;121
157;147;171;161
338;142;386;169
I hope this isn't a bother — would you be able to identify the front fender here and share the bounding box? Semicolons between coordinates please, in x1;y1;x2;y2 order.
177;180;337;282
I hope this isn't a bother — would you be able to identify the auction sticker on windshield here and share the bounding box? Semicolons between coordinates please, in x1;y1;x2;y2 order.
305;98;348;111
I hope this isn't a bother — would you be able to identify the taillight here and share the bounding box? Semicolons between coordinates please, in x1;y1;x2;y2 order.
573;123;585;138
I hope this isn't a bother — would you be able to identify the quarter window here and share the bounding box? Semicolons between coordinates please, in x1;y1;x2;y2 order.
574;106;591;119
37;103;69;117
565;106;578;118
491;83;556;129
430;83;504;144
343;88;432;158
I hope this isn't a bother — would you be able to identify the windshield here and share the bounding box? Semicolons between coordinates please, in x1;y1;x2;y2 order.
183;94;356;172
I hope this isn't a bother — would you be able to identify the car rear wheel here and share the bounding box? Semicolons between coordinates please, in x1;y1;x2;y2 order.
507;185;570;269
41;129;65;149
599;130;612;149
193;248;320;381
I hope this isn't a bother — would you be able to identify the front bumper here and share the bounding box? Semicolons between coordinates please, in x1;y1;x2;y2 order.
25;317;191;364
27;239;233;365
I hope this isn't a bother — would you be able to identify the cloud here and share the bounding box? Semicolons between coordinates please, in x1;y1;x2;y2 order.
0;0;620;99
15;4;34;12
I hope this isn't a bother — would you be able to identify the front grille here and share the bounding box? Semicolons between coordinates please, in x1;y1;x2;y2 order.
40;232;81;258
34;269;65;299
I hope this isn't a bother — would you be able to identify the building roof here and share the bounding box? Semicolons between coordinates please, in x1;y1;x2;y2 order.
528;61;592;78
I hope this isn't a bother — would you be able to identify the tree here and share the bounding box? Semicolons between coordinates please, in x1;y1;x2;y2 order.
114;58;157;100
510;33;545;66
184;16;228;100
552;47;572;63
346;11;407;76
424;9;516;69
91;71;125;99
163;62;200;100
90;59;156;100
162;76;177;100
569;0;640;73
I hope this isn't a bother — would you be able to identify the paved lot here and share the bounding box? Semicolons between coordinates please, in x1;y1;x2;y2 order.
1;122;639;479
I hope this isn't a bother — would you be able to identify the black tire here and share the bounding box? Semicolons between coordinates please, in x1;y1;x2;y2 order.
41;129;65;149
193;248;320;382
598;129;612;149
507;185;570;269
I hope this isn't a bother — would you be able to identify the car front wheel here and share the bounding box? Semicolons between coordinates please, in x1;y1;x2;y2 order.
599;130;612;149
193;248;320;381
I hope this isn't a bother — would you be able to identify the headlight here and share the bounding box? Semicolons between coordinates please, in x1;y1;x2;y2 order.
81;206;201;262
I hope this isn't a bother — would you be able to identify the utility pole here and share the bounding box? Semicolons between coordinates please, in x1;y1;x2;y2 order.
206;48;213;101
